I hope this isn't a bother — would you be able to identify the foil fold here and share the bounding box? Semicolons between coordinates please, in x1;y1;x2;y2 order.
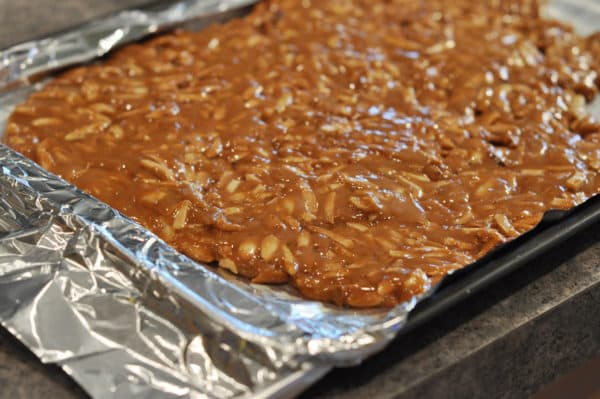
0;0;259;89
0;1;416;397
0;145;330;398
0;0;598;398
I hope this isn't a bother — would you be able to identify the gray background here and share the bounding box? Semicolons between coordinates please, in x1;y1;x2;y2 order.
0;0;154;48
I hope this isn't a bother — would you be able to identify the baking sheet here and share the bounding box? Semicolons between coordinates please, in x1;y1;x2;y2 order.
0;0;598;398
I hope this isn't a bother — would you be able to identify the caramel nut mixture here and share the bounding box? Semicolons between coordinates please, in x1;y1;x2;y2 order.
5;0;600;307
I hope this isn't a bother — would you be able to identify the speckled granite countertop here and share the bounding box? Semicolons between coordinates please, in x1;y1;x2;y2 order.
0;1;599;398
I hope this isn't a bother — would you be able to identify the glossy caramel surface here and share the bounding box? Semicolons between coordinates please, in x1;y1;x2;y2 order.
5;0;600;307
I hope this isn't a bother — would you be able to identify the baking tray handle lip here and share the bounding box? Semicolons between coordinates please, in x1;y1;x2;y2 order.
402;194;600;335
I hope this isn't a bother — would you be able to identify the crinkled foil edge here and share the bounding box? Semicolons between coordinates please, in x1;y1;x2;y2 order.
0;0;598;398
0;0;415;397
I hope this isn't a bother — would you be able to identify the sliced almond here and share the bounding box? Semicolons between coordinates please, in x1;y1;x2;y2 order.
219;258;238;274
324;192;336;223
260;234;280;261
238;239;257;260
173;200;191;230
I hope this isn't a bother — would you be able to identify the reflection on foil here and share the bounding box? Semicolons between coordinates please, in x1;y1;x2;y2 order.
0;0;598;398
0;147;329;398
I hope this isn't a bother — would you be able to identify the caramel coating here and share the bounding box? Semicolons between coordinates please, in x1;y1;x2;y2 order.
4;0;600;307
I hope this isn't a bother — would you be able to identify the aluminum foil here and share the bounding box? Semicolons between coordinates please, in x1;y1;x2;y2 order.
0;0;598;398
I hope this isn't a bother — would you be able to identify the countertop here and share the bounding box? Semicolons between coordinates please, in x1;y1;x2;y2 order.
0;1;599;398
